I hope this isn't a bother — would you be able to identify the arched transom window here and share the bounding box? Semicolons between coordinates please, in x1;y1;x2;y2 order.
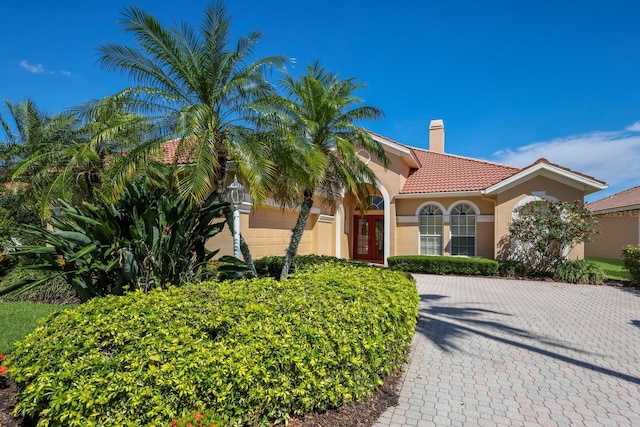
371;195;384;210
419;205;443;255
450;203;476;256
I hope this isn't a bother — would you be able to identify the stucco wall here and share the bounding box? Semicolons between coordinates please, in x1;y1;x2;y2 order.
393;196;496;258
585;211;640;259
494;175;586;260
206;205;329;259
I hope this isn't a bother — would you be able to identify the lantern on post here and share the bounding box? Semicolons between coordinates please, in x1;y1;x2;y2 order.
226;175;244;259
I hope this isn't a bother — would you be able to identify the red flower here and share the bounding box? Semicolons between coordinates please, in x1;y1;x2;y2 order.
0;354;5;362
0;366;8;376
195;412;203;422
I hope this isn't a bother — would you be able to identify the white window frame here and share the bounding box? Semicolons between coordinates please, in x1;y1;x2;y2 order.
418;203;444;255
449;202;478;256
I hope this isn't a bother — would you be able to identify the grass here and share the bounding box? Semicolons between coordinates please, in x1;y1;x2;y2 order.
0;301;73;354
585;257;633;281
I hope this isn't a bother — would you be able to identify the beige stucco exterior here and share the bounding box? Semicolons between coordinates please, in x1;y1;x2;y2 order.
209;127;605;265
493;175;587;260
585;210;640;259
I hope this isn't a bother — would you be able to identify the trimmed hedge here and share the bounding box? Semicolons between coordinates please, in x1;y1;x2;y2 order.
7;263;418;426
254;254;366;278
388;255;499;276
622;245;640;282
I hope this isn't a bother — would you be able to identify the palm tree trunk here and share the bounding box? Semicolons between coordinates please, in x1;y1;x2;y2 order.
222;204;257;278
280;189;314;280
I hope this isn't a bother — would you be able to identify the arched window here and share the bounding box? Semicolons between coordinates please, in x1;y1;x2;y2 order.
371;195;384;210
419;205;443;255
450;203;476;256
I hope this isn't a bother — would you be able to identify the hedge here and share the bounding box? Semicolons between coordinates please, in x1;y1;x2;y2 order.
387;255;499;276
7;263;418;426
253;254;366;278
622;245;640;282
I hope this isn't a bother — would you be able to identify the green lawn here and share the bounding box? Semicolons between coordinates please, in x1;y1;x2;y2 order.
0;301;73;354
586;257;633;281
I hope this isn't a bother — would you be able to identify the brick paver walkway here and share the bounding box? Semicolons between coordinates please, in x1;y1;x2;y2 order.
374;275;640;426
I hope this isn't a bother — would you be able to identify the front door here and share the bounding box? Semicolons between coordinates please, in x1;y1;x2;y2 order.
353;215;384;261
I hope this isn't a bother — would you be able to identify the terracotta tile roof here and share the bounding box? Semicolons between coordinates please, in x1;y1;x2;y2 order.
400;148;520;193
587;185;640;212
154;138;194;164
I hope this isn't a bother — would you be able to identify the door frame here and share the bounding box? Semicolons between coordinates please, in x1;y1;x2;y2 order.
353;215;384;262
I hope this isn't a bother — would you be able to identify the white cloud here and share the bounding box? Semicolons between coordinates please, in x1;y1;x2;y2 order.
20;60;45;74
626;122;640;132
491;124;640;190
19;60;72;77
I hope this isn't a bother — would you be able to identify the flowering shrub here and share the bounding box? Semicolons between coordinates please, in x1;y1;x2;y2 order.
509;200;598;275
170;410;220;427
0;354;8;389
0;354;7;375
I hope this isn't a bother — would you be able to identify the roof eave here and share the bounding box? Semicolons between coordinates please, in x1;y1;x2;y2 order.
589;203;640;215
396;190;484;199
368;132;421;168
483;163;607;196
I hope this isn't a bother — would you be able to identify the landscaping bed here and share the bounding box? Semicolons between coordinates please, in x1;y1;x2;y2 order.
3;263;418;426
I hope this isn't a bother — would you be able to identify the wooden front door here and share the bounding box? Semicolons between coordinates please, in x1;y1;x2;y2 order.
353;215;384;261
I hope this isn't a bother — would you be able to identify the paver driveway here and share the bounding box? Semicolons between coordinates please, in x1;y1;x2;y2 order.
374;275;640;426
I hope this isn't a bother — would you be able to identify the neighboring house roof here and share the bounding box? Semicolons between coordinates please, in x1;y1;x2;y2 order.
587;185;640;213
400;148;519;194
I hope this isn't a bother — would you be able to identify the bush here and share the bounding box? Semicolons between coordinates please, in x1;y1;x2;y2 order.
8;262;419;426
387;255;499;276
509;200;598;275
254;254;366;279
498;260;528;278
4;181;233;302
622;245;640;282
553;259;605;285
0;266;77;304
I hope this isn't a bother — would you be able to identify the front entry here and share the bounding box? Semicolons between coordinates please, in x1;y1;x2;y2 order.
353;215;384;262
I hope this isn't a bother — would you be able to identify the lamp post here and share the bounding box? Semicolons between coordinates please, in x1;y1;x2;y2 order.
227;175;244;259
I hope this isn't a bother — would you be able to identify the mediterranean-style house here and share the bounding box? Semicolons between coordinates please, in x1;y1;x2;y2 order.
585;185;640;259
201;120;607;265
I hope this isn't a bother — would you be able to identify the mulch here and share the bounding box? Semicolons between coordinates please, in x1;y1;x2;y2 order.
0;370;402;427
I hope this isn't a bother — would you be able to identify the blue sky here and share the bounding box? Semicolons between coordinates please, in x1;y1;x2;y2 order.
3;0;640;201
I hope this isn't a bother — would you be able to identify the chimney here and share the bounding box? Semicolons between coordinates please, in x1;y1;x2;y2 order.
429;119;445;153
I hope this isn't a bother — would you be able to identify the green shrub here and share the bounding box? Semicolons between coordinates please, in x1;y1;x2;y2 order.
553;259;605;285
0;251;15;277
509;200;598;275
388;255;499;276
8;263;418;426
254;254;366;279
4;181;234;302
622;245;640;282
498;260;528;278
0;266;77;304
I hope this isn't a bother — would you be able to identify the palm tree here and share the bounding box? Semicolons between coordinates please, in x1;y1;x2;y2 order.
3;97;158;217
264;62;389;279
0;99;83;216
95;2;286;276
